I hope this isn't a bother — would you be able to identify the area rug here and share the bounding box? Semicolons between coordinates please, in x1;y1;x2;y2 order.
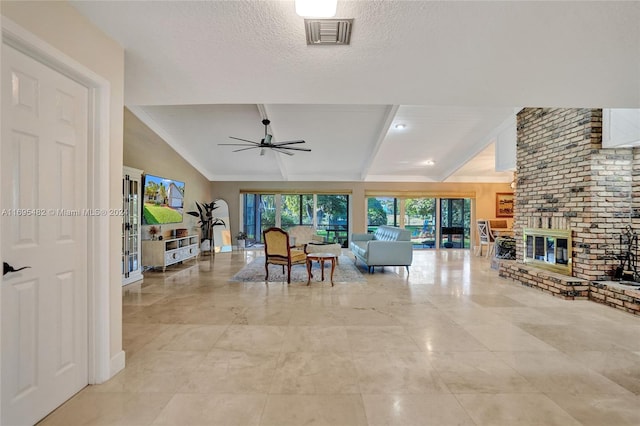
229;255;366;283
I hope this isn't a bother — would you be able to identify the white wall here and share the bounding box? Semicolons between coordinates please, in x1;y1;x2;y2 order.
602;109;640;148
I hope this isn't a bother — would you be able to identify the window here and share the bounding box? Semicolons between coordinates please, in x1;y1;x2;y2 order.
365;196;470;250
440;198;471;249
281;194;314;230
367;197;398;233
317;194;349;247
241;194;275;243
404;198;436;248
241;193;350;246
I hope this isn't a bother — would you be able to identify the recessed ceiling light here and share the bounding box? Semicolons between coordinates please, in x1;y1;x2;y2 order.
424;160;435;166
395;124;406;129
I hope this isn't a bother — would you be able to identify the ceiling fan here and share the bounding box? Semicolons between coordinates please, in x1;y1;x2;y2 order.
219;119;311;156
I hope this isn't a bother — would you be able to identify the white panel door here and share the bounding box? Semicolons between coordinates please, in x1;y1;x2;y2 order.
1;43;89;426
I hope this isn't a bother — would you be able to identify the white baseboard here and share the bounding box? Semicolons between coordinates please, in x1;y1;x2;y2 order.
110;350;126;378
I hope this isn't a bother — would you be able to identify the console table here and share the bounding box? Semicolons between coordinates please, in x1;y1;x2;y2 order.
142;235;199;271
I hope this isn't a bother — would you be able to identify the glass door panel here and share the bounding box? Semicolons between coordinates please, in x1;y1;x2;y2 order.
404;197;436;249
317;194;349;247
367;197;397;233
440;198;471;249
259;194;276;242
281;194;314;230
242;194;257;242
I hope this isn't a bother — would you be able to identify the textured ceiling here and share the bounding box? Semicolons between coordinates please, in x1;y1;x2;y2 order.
72;0;640;182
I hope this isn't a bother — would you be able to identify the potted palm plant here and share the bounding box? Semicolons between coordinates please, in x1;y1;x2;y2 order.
187;201;226;251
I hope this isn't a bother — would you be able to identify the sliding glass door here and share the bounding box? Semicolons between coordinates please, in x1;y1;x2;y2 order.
365;196;470;249
367;197;398;233
404;198;436;248
440;198;471;249
242;193;350;246
281;194;314;230
242;194;275;243
317;194;349;247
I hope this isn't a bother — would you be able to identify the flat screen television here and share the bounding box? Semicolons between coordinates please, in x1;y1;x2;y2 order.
142;174;185;224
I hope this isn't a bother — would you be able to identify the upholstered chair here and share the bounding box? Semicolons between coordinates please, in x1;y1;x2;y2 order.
263;227;308;284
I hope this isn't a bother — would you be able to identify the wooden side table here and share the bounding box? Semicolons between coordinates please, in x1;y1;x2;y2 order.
306;253;338;286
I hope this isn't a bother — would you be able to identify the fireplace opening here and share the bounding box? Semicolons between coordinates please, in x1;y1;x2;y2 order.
523;228;572;275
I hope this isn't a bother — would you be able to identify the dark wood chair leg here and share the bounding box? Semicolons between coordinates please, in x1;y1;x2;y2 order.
265;262;269;280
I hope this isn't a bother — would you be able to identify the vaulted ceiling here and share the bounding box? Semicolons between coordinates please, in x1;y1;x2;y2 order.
71;1;640;182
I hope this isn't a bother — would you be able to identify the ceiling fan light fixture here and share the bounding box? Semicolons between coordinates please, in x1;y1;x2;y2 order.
295;0;337;17
219;119;310;155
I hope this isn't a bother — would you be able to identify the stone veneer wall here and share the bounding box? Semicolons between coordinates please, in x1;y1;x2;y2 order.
514;108;638;282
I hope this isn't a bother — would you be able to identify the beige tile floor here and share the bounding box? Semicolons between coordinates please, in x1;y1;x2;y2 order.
39;249;640;426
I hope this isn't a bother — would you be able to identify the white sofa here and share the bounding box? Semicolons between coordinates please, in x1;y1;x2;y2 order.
350;225;413;273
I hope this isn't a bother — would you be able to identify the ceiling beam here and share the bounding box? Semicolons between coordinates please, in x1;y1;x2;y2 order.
259;104;288;180
438;110;518;181
359;105;399;181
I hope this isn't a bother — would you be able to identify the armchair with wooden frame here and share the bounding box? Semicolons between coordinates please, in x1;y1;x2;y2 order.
263;227;308;284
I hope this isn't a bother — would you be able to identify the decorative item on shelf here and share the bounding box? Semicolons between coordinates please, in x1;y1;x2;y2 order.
236;231;247;249
148;225;159;240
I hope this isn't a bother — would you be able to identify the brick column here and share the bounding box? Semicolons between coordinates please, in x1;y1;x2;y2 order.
515;108;635;281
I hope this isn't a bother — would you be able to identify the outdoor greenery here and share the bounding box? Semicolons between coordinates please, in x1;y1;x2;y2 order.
143;203;182;224
405;198;435;221
367;198;387;226
246;193;349;244
317;194;347;226
281;194;313;226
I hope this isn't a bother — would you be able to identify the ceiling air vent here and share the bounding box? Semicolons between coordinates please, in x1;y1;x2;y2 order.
304;19;353;45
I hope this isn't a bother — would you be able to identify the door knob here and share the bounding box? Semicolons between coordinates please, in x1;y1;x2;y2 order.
3;262;31;276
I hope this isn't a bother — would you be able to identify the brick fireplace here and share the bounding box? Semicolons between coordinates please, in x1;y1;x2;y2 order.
499;108;640;315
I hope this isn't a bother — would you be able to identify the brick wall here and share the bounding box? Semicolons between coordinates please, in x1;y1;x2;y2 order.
514;108;637;281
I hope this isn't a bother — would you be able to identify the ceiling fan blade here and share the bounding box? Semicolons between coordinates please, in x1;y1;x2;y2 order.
277;146;312;152
272;148;294;156
272;140;306;146
232;146;260;153
219;143;258;146
228;136;260;144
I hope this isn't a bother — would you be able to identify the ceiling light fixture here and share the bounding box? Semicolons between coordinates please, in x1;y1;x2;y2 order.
395;124;406;129
424;160;435;166
295;0;337;17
